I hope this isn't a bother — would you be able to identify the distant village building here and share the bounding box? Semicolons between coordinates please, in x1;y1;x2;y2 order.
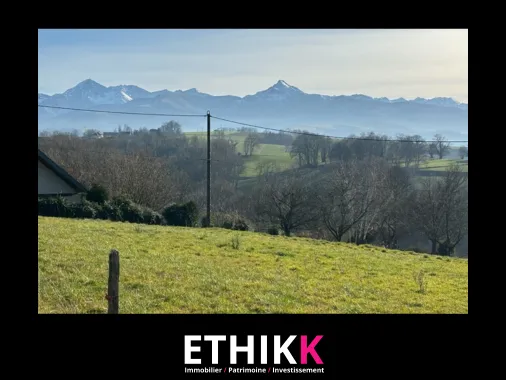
38;149;87;203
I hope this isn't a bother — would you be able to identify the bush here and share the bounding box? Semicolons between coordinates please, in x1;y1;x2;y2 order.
222;220;234;229
267;226;279;235
70;199;97;219
85;184;109;204
96;201;123;221
143;209;165;225
38;195;165;226
162;201;199;227
38;196;74;218
232;219;249;231
231;235;240;249
213;212;252;231
111;196;145;224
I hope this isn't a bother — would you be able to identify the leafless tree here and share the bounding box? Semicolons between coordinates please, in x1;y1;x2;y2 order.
255;171;317;236
409;164;468;255
243;132;259;156
376;166;412;248
433;134;450;160
317;159;380;242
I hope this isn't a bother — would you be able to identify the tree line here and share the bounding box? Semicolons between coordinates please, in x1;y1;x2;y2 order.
39;122;468;256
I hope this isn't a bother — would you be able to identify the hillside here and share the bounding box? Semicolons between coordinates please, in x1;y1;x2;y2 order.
38;217;468;314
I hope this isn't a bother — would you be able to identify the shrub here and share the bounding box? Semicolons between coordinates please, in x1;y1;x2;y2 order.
38;195;164;226
38;196;73;218
214;212;252;231
70;199;97;219
232;218;249;231
111;196;145;224
231;235;240;250
142;209;165;225
85;184;109;204
96;201;123;221
267;226;279;235
222;220;234;229
162;201;199;227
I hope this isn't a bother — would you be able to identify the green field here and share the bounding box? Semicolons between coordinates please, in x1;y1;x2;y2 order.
419;159;468;172
38;217;468;314
185;131;293;177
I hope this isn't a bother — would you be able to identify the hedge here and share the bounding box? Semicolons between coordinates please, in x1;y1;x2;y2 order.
38;196;165;226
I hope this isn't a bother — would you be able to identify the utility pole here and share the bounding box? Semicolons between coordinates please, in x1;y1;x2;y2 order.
206;111;211;227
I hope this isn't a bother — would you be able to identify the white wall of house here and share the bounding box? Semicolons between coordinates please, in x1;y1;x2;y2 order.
38;161;83;203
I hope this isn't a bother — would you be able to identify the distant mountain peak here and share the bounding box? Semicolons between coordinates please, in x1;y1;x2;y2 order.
275;80;290;87
249;80;304;99
271;80;301;91
76;78;104;87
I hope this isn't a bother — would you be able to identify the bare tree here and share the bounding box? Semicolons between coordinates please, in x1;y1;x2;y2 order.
409;164;468;255
376;166;412;248
433;134;450;160
349;158;393;244
243;132;259;156
255;171;317;236
317;159;378;242
160;121;182;135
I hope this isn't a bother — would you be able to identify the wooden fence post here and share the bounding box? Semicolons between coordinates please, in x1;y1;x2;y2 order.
107;249;120;314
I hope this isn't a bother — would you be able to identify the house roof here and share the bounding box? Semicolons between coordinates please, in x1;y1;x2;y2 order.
38;149;87;193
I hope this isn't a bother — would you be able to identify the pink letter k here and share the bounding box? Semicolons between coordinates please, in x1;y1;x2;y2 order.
300;335;323;364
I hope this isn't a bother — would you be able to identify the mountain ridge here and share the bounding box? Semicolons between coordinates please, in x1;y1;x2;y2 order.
38;79;468;140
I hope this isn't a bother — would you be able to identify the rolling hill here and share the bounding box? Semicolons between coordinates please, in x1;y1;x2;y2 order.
38;217;468;314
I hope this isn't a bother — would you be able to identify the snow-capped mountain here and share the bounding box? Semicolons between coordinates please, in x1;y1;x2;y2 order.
38;79;468;140
244;80;304;101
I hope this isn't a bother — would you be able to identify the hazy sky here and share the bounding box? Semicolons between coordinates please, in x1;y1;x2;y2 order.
38;29;468;102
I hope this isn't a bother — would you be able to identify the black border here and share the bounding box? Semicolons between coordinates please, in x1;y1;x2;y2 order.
25;22;476;377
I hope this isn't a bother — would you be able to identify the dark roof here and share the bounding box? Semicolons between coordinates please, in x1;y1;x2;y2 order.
38;149;87;193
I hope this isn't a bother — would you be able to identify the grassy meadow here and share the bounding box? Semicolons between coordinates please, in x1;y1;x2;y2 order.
38;217;468;314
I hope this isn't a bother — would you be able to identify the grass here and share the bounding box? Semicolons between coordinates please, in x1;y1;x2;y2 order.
184;131;293;177
241;143;294;177
419;158;468;172
38;217;468;314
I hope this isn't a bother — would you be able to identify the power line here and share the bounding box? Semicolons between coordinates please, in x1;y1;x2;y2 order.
210;115;468;144
38;105;207;118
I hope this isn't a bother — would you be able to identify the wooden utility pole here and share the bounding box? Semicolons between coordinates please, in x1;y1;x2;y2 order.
206;111;211;227
107;249;120;314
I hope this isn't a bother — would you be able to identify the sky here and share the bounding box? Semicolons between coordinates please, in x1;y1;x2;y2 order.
38;29;468;102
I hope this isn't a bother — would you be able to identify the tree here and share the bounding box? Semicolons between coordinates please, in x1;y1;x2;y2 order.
376;166;412;248
290;133;324;167
433;134;450;159
409;164;468;255
160;121;182;135
428;143;437;159
255;172;317;236
243;132;259;156
317;159;379;242
458;146;468;160
329;141;353;162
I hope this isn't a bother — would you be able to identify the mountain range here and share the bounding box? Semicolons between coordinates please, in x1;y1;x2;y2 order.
38;79;468;140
